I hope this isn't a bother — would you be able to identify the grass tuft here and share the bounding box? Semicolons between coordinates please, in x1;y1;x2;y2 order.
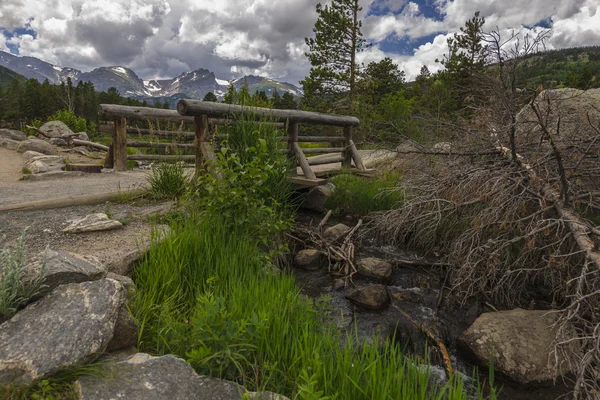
147;162;189;200
326;173;403;216
0;231;46;321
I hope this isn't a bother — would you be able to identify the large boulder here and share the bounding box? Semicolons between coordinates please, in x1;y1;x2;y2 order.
105;305;139;352
16;138;57;155
294;249;325;271
302;183;335;212
74;353;290;400
76;132;90;141
0;129;27;141
346;285;390;310
24;250;107;298
39;121;74;139
323;223;351;243
356;257;393;282
0;279;126;385
22;150;46;161
0;137;20;150
63;213;123;234
24;155;65;174
458;309;580;385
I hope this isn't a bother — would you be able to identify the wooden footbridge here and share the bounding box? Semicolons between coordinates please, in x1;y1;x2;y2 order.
100;100;369;187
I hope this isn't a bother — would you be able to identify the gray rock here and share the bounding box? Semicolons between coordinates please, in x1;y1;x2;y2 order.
24;155;65;174
346;285;390;310
323;223;351;243
356;257;393;282
0;279;126;385
76;132;90;141
294;249;325;271
49;137;69;147
24;250;106;298
458;309;580;385
0;129;27;141
16;138;57;155
106;272;136;298
75;353;246;400
302;183;335;212
0;137;20;150
106;305;139;352
63;213;123;234
39;121;74;138
22;150;46;161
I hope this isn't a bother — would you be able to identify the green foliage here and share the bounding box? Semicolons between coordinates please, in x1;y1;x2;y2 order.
326;173;402;216
301;0;368;114
203;92;218;102
133;216;479;399
147;162;189;200
0;231;45;320
49;109;95;134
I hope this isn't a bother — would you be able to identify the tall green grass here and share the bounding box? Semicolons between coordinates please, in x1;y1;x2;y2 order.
326;173;402;216
133;217;476;399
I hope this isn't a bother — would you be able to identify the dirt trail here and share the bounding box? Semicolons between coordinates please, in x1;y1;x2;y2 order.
0;148;24;183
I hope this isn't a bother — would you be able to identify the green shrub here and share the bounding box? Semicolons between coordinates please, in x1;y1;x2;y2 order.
0;232;45;320
50;109;95;134
147;162;189;200
326;173;402;216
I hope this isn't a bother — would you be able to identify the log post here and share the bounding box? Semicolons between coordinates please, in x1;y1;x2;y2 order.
194;115;207;178
342;126;353;168
104;144;114;168
113;117;127;171
287;121;299;176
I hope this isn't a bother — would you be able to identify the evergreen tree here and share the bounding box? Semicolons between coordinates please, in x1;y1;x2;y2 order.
163;101;170;109
280;92;298;109
362;58;405;106
4;78;23;124
203;92;218;102
440;11;487;109
238;78;251;105
223;84;237;104
272;90;282;108
301;0;368;113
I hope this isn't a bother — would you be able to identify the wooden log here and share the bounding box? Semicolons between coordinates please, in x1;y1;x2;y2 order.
101;104;195;124
126;141;196;149
342;126;353;168
276;136;346;143
348;139;366;171
64;164;103;173
287;122;299;176
294;142;317;180
177;99;360;127
289;176;328;188
104;144;114;168
194;115;208;177
0;189;147;213
126;127;195;139
127;154;195;161
306;156;344;166
113;117;128;171
71;139;109;151
301;147;345;154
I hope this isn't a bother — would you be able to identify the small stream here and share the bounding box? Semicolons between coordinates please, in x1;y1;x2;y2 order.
291;212;571;400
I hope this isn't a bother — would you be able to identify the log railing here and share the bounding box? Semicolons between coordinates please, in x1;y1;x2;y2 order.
100;102;366;184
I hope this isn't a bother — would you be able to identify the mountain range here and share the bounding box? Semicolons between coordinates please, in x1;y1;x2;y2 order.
0;50;303;102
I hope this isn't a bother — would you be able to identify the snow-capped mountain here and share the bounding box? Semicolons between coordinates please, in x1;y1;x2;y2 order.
0;50;303;102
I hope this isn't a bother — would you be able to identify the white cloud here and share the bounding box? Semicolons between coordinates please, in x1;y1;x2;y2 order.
0;0;599;86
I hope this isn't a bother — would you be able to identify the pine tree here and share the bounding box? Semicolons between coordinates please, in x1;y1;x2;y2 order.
301;0;368;114
272;90;282;108
362;58;405;106
203;92;218;102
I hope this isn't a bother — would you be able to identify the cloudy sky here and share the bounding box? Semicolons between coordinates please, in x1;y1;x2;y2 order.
0;0;599;85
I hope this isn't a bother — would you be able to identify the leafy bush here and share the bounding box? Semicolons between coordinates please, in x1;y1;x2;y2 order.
0;232;45;320
50;109;95;134
147;162;189;200
326;173;402;216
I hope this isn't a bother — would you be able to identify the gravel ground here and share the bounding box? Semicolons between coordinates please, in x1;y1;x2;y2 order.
0;200;173;267
0;170;149;206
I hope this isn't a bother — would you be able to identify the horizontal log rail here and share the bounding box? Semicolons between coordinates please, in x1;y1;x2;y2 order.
100;102;367;185
127;154;195;161
126;141;196;149
177;99;359;127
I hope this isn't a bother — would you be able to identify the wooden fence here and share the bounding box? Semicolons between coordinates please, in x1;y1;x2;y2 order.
100;102;366;186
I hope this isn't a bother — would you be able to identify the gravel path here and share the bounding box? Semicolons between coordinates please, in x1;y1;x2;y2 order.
0;148;24;183
0;170;149;206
